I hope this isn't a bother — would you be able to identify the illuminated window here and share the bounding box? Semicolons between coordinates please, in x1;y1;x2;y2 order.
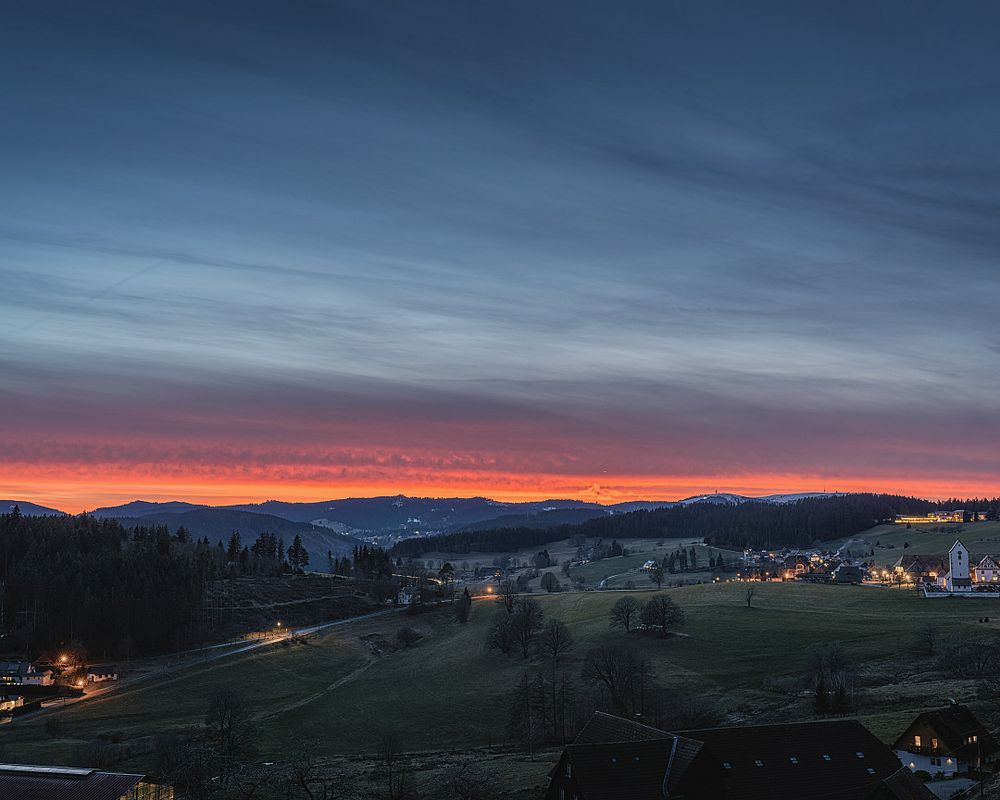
822;755;831;762
789;757;798;765
914;735;922;748
722;762;732;770
856;752;864;759
931;738;938;750
754;760;764;767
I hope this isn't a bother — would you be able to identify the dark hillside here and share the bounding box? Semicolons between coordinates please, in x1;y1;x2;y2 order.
391;494;996;557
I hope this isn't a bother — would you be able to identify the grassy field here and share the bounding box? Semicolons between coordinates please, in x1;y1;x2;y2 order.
568;542;739;587
7;579;1000;776
833;521;1000;566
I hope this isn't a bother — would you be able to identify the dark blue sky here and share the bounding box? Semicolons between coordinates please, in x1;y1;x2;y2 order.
2;1;999;508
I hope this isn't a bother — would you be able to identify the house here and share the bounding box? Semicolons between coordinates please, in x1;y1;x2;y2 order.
893;555;947;584
973;555;1000;584
546;712;935;799
0;661;54;686
397;587;418;605
940;540;972;592
893;704;999;777
640;560;659;572
0;696;24;714
679;718;932;800
87;667;119;683
0;762;173;799
832;564;866;584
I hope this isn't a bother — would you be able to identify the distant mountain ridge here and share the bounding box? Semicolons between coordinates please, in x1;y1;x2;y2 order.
0;500;66;517
8;492;849;536
113;508;362;559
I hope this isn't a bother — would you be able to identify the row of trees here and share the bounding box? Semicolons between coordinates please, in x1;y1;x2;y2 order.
225;531;310;575
608;595;684;637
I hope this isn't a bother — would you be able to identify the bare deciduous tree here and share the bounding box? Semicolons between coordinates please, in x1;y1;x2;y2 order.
581;645;654;715
609;596;640;633
640;595;684;638
745;584;756;608
205;690;257;773
511;597;545;658
376;732;409;800
498;579;518;614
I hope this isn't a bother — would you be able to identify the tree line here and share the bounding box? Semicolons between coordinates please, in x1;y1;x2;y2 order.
0;508;212;657
390;494;998;556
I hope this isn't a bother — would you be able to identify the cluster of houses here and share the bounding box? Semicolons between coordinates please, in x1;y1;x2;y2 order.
737;548;867;585
735;538;1000;595
547;703;998;799
887;540;1000;596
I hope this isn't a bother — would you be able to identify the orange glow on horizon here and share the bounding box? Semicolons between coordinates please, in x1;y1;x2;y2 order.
3;468;996;514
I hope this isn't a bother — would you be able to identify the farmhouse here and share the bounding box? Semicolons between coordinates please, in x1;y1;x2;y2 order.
0;763;173;799
87;666;119;683
546;712;934;799
832;563;866;584
893;555;947;584
0;661;53;686
893;704;999;778
973;555;1000;584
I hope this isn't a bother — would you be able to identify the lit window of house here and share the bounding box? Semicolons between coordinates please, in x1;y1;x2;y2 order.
722;762;732;770
855;752;864;759
789;757;798;765
754;760;764;767
822;755;831;762
867;768;876;775
931;738;938;750
914;735;922;748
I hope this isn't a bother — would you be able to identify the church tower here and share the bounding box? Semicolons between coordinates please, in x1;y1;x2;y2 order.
946;540;971;592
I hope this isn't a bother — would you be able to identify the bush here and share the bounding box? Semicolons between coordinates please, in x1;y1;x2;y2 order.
396;626;422;648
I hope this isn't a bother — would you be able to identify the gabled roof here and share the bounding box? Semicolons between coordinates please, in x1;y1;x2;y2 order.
575;711;671;744
0;763;145;800
568;712;706;797
678;719;906;800
892;555;947;573
893;705;999;760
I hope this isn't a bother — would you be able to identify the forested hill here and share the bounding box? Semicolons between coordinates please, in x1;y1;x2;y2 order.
0;508;215;658
390;494;999;557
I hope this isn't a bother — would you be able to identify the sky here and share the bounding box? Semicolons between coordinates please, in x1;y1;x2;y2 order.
2;1;999;512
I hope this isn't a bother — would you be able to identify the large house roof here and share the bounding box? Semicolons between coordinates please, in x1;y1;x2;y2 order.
567;712;705;797
0;763;145;800
677;719;920;800
893;705;999;761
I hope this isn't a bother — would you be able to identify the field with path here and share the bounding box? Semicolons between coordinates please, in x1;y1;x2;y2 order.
6;579;1000;776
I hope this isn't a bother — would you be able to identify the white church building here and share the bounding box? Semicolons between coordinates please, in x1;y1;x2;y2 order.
930;540;1000;595
940;540;973;592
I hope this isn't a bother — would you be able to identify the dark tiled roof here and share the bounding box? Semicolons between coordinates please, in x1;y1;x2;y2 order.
564;739;675;800
0;764;144;800
678;719;904;800
575;711;673;744
568;713;705;797
866;767;937;800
